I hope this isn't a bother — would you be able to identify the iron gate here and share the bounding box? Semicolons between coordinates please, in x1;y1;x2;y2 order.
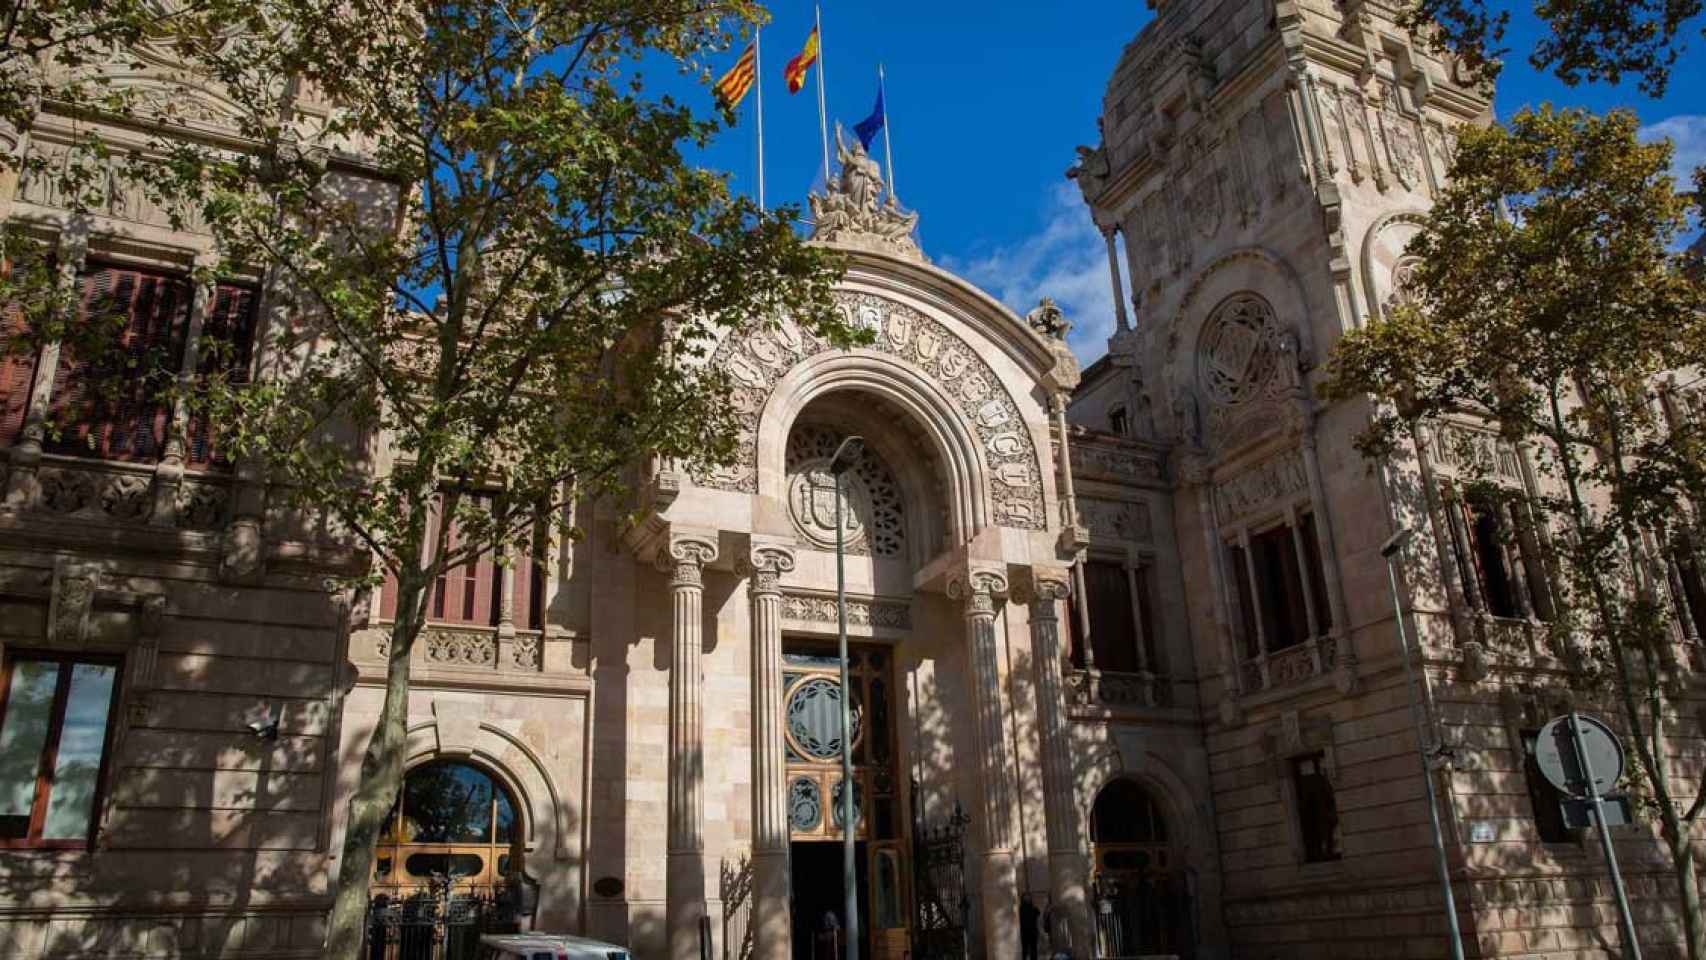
363;874;532;960
1089;873;1195;960
909;789;971;960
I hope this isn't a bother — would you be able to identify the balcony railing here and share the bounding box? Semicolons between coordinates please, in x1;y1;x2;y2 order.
1067;669;1171;709
1239;634;1339;695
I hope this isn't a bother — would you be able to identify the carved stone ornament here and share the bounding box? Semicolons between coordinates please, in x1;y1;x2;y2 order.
1067;142;1112;203
737;544;797;596
1198;295;1280;407
1079;497;1153;542
1378;85;1423;190
697;291;1047;530
47;558;100;646
786;424;904;557
658;536;718;587
512;633;541;671
1026;298;1071;341
425;629;497;667
809;124;923;262
100;473;154;522
38;468;96;514
177;482;228;529
1213;449;1309;526
779;592;911;630
947;569;1009;615
1186;140;1225;240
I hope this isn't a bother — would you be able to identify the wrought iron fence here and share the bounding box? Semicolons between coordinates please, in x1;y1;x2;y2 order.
910;788;971;960
363;875;534;960
1089;873;1194;960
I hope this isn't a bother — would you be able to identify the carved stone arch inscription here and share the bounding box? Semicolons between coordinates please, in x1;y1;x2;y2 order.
696;291;1047;530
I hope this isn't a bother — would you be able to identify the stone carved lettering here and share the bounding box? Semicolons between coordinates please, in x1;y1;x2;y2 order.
697;292;1047;529
1214;449;1309;525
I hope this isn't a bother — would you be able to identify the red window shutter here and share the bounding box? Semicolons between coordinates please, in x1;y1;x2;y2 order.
0;287;37;443
45;265;190;463
185;282;258;469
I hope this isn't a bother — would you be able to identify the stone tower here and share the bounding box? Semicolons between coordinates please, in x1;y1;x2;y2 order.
1066;1;1700;957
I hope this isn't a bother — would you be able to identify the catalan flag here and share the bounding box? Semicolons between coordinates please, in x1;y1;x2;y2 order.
784;26;819;95
715;42;758;111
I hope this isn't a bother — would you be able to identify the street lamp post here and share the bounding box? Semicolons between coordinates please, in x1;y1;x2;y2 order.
1381;526;1466;960
830;436;865;960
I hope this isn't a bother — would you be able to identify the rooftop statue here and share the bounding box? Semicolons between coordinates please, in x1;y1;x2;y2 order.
809;123;924;262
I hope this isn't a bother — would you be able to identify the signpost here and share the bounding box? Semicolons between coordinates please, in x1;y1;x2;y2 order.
1536;713;1642;960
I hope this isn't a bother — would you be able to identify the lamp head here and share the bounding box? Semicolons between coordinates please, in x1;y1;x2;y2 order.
830;436;866;476
1380;525;1413;559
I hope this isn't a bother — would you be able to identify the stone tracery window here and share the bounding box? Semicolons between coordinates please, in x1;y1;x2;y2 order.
785;422;905;558
1197;294;1279;407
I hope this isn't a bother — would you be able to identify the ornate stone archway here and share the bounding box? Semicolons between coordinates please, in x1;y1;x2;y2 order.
699;290;1047;532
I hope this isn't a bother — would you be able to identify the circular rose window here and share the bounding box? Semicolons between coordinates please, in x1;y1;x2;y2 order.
1197;294;1278;407
785;676;862;761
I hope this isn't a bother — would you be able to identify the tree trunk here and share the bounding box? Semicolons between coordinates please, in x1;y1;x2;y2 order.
1669;825;1706;960
323;599;420;960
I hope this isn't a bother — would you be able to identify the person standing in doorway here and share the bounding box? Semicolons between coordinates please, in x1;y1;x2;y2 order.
1019;894;1041;960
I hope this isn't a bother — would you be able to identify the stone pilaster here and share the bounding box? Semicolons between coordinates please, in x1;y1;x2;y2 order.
948;567;1019;957
662;534;718;960
737;543;797;960
1017;569;1089;957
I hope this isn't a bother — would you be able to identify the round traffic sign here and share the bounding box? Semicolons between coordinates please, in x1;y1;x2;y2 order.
1535;714;1625;799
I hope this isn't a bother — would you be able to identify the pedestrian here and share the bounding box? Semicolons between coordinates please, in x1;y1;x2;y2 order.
815;910;841;960
1019;893;1041;960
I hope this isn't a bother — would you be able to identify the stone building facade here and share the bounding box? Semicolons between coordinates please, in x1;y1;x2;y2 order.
1066;1;1706;959
2;3;1705;960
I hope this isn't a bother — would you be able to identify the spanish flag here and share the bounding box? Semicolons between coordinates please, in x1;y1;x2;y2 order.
715;42;757;111
784;26;819;95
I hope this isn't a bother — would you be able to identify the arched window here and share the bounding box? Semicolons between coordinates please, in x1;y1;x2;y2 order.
1091;778;1168;845
373;760;521;894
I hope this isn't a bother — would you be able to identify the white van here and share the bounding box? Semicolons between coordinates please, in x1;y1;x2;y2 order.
477;933;631;960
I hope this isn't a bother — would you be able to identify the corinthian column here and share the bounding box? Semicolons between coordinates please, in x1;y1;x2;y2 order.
662;535;718;960
949;568;1019;957
1019;569;1090;956
737;544;797;960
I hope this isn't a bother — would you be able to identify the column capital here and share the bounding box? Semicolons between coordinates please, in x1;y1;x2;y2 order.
735;541;797;596
658;533;718;585
948;567;1009;616
1011;566;1072;607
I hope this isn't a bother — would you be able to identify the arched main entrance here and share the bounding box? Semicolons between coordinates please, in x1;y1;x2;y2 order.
372;760;523;897
1089;779;1191;958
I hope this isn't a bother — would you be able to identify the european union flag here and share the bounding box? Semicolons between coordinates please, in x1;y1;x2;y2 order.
853;84;885;151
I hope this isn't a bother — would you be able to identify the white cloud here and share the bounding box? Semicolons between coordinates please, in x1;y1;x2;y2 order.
1639;114;1706;184
938;181;1116;366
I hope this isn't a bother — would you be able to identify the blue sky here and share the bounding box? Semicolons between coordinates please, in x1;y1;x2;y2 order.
674;3;1705;364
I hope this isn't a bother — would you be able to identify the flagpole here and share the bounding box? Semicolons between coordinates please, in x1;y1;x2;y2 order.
814;3;830;184
879;63;895;200
755;30;766;211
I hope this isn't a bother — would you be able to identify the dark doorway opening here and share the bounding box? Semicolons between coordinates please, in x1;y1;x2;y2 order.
791;840;869;960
